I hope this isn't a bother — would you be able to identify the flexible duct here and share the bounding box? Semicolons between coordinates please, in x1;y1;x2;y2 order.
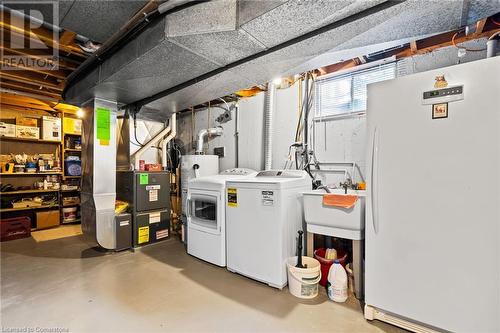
263;82;276;170
195;127;223;154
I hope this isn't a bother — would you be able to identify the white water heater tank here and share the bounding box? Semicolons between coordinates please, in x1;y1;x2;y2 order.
180;155;219;216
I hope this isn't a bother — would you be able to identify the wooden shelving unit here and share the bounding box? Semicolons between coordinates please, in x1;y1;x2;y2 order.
0;204;59;213
60;111;82;224
1;189;59;195
0;136;62;144
0;106;63;230
0;172;63;177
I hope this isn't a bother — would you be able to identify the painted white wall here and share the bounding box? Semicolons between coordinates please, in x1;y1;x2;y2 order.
129;119;164;164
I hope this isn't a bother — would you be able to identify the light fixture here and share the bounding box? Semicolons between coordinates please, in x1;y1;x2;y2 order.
76;108;84;118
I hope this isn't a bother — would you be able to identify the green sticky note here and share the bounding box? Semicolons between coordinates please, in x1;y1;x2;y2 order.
140;173;149;185
96;107;110;141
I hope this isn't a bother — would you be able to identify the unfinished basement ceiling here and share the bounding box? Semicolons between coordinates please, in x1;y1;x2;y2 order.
63;0;500;121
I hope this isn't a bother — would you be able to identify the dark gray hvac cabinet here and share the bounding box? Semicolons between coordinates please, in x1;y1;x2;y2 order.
116;171;171;248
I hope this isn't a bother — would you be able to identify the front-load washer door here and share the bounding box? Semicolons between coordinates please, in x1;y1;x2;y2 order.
187;190;220;235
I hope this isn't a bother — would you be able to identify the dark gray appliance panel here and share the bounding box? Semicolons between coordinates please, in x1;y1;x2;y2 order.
135;172;170;212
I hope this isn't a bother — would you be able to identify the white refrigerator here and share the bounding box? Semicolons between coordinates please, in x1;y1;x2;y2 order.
365;56;500;332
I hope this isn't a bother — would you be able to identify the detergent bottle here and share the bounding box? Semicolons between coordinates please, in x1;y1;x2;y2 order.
327;260;348;302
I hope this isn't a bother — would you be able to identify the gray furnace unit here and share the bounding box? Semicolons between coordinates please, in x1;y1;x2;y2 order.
117;171;170;247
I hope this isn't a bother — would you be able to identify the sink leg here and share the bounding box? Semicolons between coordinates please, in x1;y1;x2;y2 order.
352;239;364;299
307;231;314;257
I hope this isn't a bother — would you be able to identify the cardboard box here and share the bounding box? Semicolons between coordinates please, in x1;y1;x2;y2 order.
16;117;38;127
36;210;60;229
42;116;61;141
0;122;16;137
63;117;82;135
16;125;39;139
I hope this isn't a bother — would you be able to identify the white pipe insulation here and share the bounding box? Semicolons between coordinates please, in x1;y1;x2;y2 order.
131;113;176;170
161;113;176;170
195;127;223;154
263;82;276;170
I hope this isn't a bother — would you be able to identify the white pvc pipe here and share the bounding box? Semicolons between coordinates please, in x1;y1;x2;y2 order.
161;113;176;169
131;122;171;170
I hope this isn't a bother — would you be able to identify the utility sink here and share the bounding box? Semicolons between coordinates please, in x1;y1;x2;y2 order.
302;189;365;240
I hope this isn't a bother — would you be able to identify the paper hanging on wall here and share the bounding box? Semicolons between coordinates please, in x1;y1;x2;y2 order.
96;107;110;145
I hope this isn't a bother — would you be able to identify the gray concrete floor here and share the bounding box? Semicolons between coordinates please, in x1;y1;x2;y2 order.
1;235;406;332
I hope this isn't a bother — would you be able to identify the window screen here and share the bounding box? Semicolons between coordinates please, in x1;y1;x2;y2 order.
315;62;396;117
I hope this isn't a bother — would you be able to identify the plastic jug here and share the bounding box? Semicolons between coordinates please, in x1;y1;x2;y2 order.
327;259;348;302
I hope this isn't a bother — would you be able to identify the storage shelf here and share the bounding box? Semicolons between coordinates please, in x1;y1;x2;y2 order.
62;218;81;224
62;203;80;207
0;204;59;213
64;133;81;136
60;189;80;192
0;136;61;144
0;172;62;177
0;189;59;195
64;175;81;179
64;148;81;152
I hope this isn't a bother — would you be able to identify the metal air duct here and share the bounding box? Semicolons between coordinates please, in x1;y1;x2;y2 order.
195;127;223;154
81;98;118;250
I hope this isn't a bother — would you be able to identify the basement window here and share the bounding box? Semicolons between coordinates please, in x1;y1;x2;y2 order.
314;62;396;119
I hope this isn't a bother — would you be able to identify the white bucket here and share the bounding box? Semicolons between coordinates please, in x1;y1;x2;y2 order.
286;256;321;299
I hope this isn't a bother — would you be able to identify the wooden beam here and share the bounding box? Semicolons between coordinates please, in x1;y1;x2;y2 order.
59;30;77;46
0;46;78;70
0;10;86;58
476;18;487;35
396;28;500;58
410;41;418;53
1;60;69;80
0;81;60;99
0;103;60;114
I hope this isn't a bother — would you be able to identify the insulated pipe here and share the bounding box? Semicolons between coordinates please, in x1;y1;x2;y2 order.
263;82;276;170
161;113;177;170
195;127;223;154
131;120;172;170
234;103;240;168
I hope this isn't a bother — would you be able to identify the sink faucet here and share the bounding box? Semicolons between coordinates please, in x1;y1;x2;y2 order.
340;178;353;194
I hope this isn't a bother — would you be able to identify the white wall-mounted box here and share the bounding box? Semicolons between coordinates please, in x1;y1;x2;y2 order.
42;116;61;141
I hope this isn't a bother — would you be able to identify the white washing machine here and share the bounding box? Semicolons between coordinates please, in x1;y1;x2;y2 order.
187;168;256;267
225;170;311;288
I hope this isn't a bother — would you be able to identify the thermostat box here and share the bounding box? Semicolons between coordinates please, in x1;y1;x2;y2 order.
16;125;39;139
42;116;61;141
0;122;16;137
63;117;82;135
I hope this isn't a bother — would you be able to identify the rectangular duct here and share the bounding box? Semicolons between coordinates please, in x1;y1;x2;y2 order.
81;98;118;250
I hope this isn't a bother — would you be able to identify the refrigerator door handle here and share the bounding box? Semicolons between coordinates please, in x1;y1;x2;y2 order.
371;127;380;234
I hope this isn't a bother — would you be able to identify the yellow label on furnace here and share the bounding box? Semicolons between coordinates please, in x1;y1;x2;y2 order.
227;188;237;207
138;226;149;244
